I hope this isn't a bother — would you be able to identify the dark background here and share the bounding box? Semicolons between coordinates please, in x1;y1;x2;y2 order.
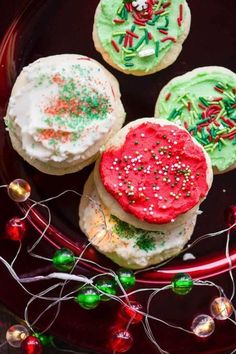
0;1;235;354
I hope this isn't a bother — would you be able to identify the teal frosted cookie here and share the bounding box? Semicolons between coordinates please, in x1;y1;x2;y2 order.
93;0;191;76
155;67;236;174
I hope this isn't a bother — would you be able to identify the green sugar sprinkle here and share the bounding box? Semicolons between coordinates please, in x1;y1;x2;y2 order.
133;36;146;51
131;24;136;32
218;140;223;151
125;62;134;67
147;14;160;25
155;41;160;57
135;234;156;252
41;73;111;134
119;34;125;44
199;97;209;107
110;215;165;252
124;57;133;61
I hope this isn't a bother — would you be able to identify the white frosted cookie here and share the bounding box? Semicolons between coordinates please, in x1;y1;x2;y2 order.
5;54;126;175
94;118;213;231
79;173;198;269
155;66;236;174
93;0;191;76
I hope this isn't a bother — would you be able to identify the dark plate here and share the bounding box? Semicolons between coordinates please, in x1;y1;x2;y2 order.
0;1;235;353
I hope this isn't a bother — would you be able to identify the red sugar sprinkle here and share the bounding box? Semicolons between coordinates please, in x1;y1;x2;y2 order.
177;4;183;26
214;86;224;93
198;122;209;130
221;116;235;128
161;36;176;43
126;30;139;38
214;97;223;101
198;103;206;110
231;103;236;109
129;36;133;48
52;74;64;84
133;13;146;22
148;32;153;40
111;40;120;52
125;3;133;12
114;19;125;24
134;20;146;26
206;105;221;117
159;29;168;35
179;4;183;21
221;130;236;139
147;7;153;19
165;92;171;101
184;121;188;130
232;88;236;94
155;9;165;15
163;1;171;8
187;102;192;111
124;35;129;48
214;121;220;127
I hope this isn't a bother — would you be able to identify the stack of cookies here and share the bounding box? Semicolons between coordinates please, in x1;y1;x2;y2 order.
79;118;213;269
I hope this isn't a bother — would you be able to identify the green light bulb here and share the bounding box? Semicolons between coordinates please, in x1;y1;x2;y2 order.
117;269;136;289
171;273;193;295
95;277;117;301
75;286;100;310
52;248;75;272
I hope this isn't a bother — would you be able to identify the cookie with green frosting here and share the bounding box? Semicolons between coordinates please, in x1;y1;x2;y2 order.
155;67;236;174
93;0;191;76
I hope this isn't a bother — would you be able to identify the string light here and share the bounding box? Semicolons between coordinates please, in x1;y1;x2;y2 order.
191;314;215;338
7;179;31;202
6;325;29;348
0;181;235;353
210;297;234;320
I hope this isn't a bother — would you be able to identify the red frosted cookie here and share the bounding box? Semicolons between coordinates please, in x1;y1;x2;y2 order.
94;118;213;231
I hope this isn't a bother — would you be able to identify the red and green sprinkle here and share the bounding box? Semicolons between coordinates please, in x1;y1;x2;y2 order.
110;0;182;68
165;82;236;152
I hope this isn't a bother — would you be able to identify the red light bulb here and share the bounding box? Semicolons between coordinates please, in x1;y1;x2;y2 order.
110;329;133;353
5;217;27;241
121;301;143;324
21;336;42;354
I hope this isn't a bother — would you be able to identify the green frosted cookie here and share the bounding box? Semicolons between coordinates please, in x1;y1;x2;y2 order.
155;66;236;174
93;0;191;76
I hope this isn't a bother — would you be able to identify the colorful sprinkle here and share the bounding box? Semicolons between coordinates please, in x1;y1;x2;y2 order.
111;40;120;52
161;36;176;43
